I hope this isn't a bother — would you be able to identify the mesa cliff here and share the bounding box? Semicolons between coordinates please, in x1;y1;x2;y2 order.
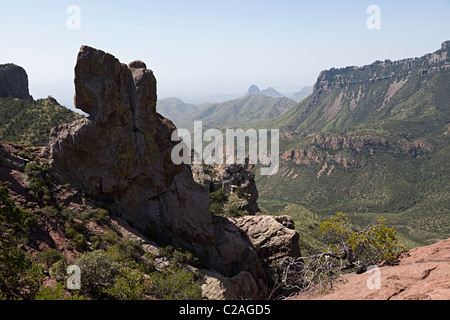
0;63;32;100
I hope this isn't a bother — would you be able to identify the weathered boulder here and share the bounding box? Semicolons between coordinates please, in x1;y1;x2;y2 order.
212;215;265;279
48;46;218;264
233;215;301;266
200;269;262;300
0;63;32;100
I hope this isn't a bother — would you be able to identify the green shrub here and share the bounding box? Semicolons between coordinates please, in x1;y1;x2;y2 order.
34;249;64;269
106;241;143;270
283;212;406;295
210;188;228;204
0;184;37;235
147;268;202;300
73;234;88;252
81;208;110;224
35;283;85;300
91;208;110;224
17;147;36;160
75;250;122;298
24;162;52;205
0;244;44;299
49;260;68;283
105;268;146;300
40;206;58;217
65;228;77;239
102;230;120;245
210;201;224;215
234;186;246;198
90;235;103;250
0;184;44;298
319;212;405;267
224;204;245;218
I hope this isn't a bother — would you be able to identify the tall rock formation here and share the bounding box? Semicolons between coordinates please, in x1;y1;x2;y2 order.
0;64;32;100
48;46;216;261
47;46;300;299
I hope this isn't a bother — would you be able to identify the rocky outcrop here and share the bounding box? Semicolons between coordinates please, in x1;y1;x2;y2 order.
211;215;266;298
45;46;300;300
280;134;390;170
0;64;32;100
202;214;301;300
312;134;389;151
48;46;217;264
233;215;300;266
200;269;261;300
281;148;358;168
246;84;261;95
46;46;302;300
192;161;260;214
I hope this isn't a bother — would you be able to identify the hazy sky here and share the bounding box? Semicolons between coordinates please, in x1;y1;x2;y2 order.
1;0;449;108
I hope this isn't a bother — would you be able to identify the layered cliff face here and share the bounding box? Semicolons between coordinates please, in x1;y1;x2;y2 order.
274;41;450;134
313;40;450;95
0;63;32;100
48;46;215;259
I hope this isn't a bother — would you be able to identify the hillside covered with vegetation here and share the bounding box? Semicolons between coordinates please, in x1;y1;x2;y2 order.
0;96;83;146
255;41;450;248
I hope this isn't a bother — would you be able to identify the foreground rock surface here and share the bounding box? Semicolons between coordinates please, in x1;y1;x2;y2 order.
292;238;450;300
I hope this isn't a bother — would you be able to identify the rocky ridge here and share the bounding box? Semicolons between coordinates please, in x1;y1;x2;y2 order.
313;40;450;94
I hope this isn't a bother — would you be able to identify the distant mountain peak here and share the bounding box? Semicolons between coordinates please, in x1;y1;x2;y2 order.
246;84;261;95
245;84;285;98
261;87;284;98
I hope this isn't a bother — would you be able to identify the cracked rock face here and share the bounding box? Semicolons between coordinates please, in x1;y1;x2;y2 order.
48;46;215;258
